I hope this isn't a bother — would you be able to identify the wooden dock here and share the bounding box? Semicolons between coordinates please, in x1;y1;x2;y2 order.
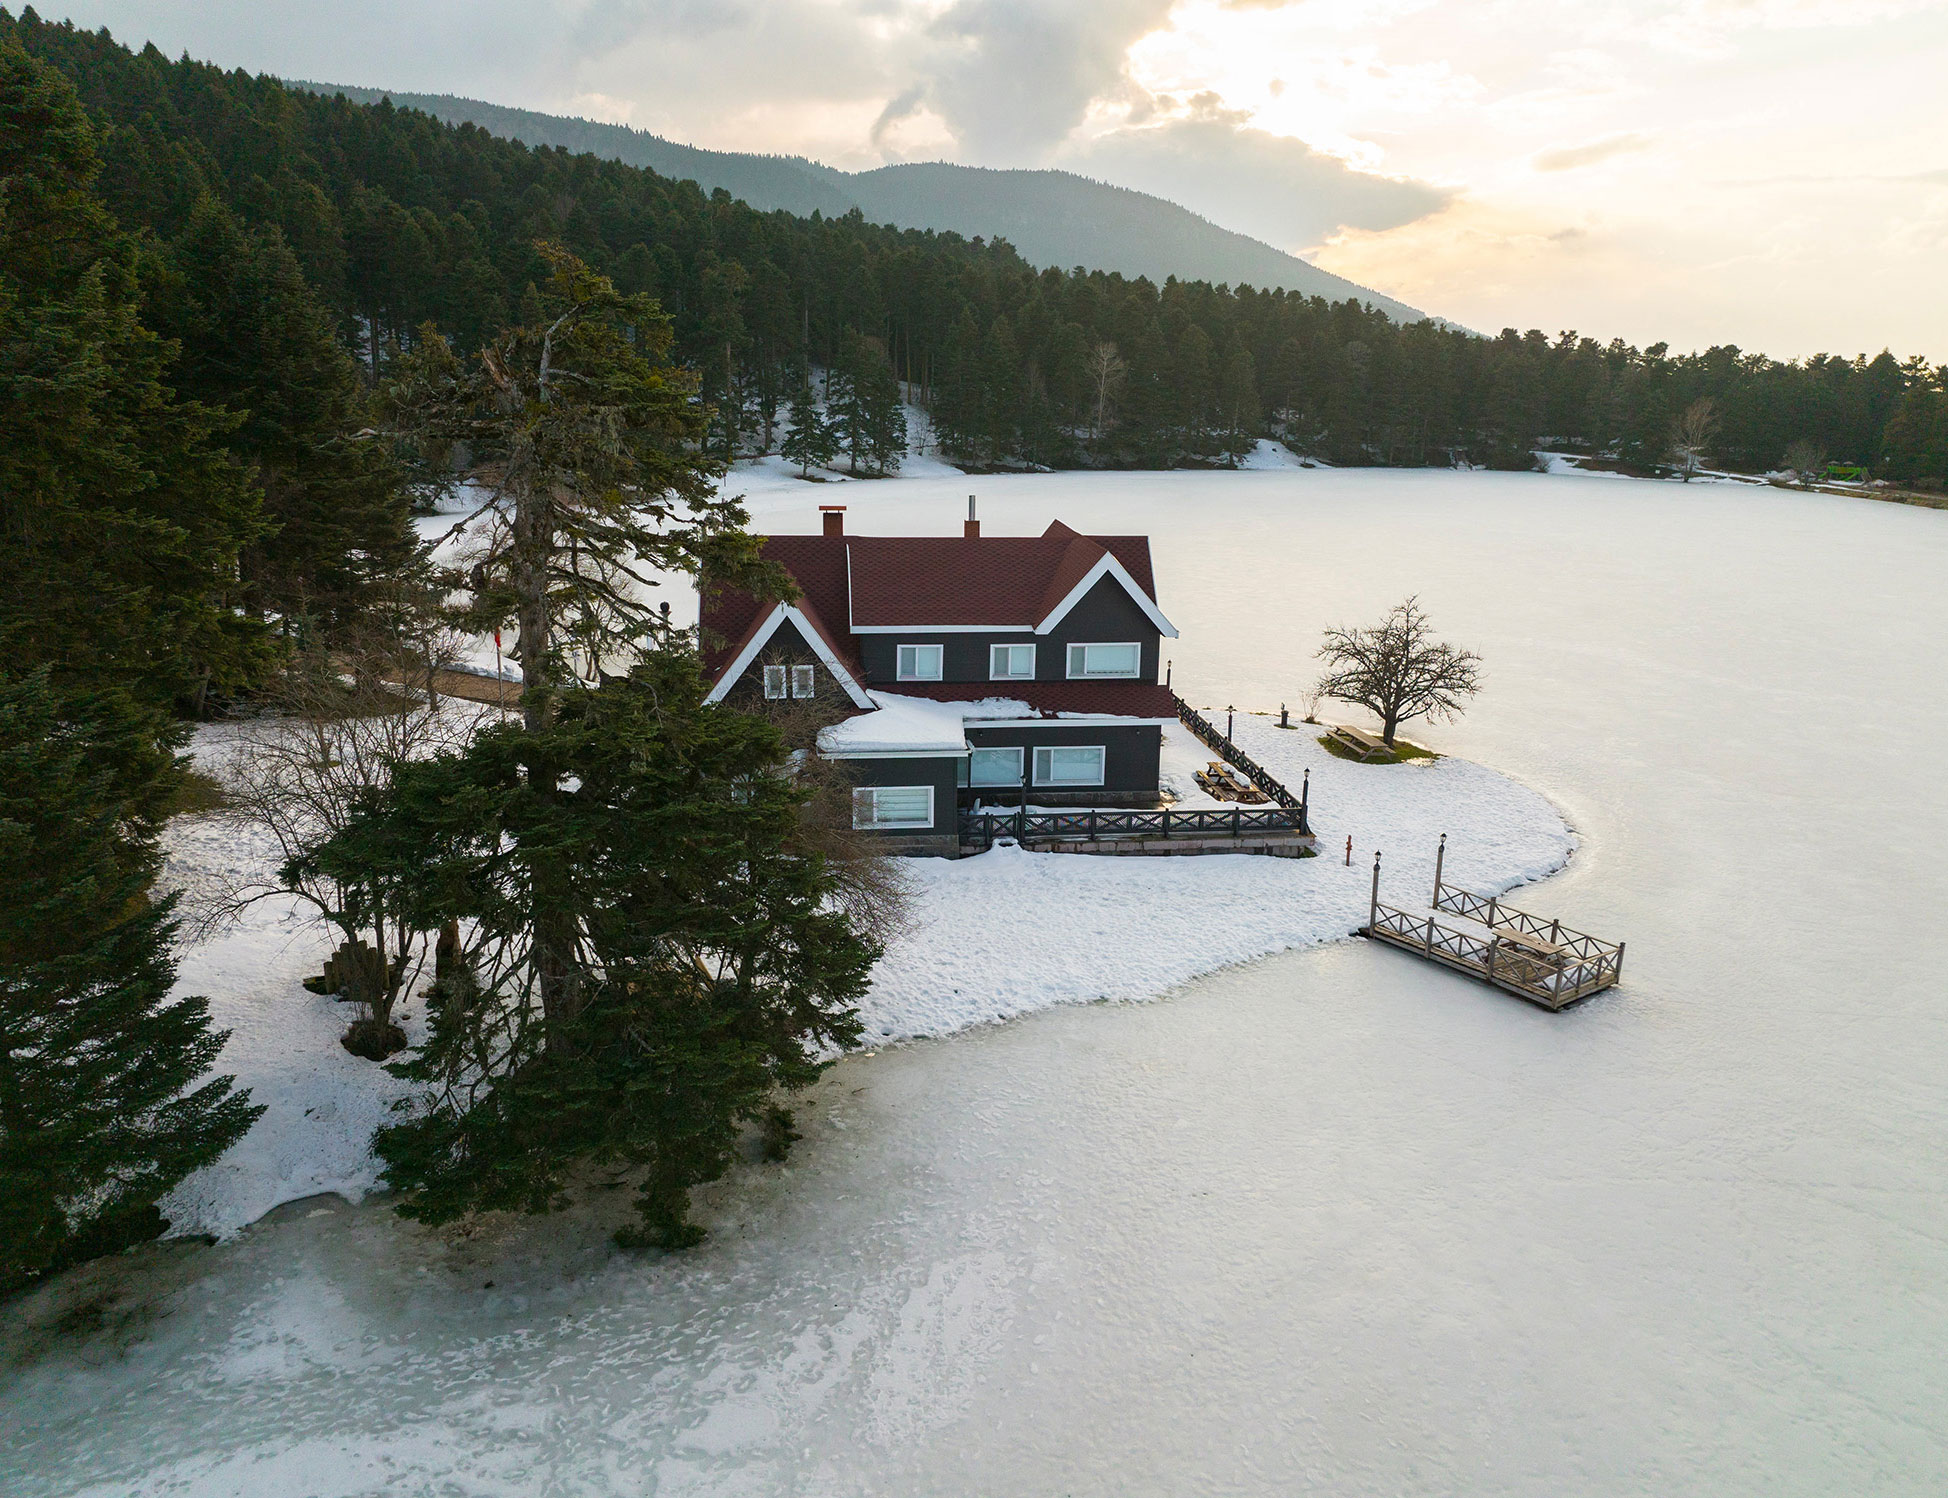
1361;837;1624;1010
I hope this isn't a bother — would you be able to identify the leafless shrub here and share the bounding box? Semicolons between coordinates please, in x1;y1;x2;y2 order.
1670;397;1717;482
753;694;912;947
207;629;500;1058
1782;439;1827;489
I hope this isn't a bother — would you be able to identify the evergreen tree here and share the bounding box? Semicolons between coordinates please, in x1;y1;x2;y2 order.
145;195;416;637
383;246;786;1039
383;244;778;733
1881;370;1948;484
827;328;907;476
311;656;875;1250
0;672;262;1291
779;369;839;475
0;40;270;714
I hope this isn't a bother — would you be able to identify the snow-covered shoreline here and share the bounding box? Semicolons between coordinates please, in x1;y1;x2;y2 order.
156;708;1572;1241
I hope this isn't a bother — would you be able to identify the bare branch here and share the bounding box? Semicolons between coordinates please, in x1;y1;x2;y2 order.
1314;596;1482;747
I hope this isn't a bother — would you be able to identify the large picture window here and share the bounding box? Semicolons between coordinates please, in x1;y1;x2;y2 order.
968;746;1025;788
1033;745;1106;787
1065;642;1141;679
851;785;935;830
896;644;943;681
989;643;1036;680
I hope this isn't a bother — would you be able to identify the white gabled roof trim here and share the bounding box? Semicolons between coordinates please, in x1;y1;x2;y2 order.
1034;553;1179;639
704;603;874;709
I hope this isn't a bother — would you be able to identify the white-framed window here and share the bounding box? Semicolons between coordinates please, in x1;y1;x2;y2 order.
851;785;935;830
762;664;788;699
791;664;816;699
968;746;1024;787
1033;745;1106;786
896;643;943;681
1066;642;1142;679
989;642;1036;680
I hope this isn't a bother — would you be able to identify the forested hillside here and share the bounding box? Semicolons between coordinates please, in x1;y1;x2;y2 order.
288;81;1426;322
7;7;1946;482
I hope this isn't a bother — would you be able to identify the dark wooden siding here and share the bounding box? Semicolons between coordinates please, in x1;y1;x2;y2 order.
964;723;1161;796
841;755;961;836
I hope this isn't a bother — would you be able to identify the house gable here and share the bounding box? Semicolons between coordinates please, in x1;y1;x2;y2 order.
1035;550;1177;639
702;603;873;709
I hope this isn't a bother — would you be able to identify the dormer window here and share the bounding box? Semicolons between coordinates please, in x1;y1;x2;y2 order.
1066;642;1141;679
896;644;943;681
989;643;1036;680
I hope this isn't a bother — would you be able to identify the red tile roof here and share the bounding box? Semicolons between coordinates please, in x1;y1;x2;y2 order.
887;681;1178;719
699;521;1161;677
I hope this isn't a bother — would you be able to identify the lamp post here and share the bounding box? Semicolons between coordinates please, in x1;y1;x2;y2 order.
1226;705;1235;742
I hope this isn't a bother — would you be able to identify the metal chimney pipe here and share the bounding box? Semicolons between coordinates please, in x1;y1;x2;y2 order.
964;493;979;538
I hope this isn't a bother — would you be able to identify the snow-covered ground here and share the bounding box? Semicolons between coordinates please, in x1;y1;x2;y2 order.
159;705;1568;1239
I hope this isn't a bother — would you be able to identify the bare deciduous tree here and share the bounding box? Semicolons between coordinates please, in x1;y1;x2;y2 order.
1670;397;1717;482
1782;439;1827;489
1314;597;1483;747
742;691;911;948
1086;339;1127;439
208;632;495;1058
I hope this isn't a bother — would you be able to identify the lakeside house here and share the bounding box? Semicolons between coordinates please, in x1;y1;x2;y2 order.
700;503;1180;854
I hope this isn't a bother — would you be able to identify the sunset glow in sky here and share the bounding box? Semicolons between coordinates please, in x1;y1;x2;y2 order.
45;0;1948;358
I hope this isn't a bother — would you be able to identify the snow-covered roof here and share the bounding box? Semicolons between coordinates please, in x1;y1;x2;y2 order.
816;691;1032;758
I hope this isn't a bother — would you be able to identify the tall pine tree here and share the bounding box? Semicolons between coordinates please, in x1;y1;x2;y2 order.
779;366;839;476
0;672;262;1290
145;195;416;638
310;655;874;1250
0;40;270;714
828;329;907;476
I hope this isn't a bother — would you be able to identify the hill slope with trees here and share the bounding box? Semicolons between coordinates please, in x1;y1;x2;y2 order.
7;8;1945;483
289;81;1426;322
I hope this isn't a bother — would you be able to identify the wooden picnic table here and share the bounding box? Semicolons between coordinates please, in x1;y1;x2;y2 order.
1491;924;1564;959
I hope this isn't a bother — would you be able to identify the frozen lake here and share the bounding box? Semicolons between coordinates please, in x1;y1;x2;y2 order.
6;468;1946;1495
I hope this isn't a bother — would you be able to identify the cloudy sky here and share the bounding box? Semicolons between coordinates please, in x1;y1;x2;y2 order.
44;1;1948;358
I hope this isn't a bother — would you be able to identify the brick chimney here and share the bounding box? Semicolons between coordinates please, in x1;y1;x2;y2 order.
820;504;845;537
963;493;980;539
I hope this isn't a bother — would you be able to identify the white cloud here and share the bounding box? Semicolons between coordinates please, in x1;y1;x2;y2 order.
1533;132;1655;172
1064;111;1449;249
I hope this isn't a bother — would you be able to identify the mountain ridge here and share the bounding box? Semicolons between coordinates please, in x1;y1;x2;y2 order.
290;81;1425;323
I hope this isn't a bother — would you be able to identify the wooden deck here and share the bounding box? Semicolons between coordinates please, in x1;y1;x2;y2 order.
961;806;1314;858
1360;839;1624;1010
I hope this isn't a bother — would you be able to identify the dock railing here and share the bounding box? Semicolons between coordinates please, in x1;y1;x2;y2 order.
1171;693;1311;833
1362;837;1625;1010
961;805;1305;849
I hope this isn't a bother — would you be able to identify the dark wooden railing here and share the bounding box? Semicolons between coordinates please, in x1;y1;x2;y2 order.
961;805;1305;848
1172;693;1311;832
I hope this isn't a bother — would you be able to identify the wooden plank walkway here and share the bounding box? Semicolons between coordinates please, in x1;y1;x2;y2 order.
1360;837;1624;1010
